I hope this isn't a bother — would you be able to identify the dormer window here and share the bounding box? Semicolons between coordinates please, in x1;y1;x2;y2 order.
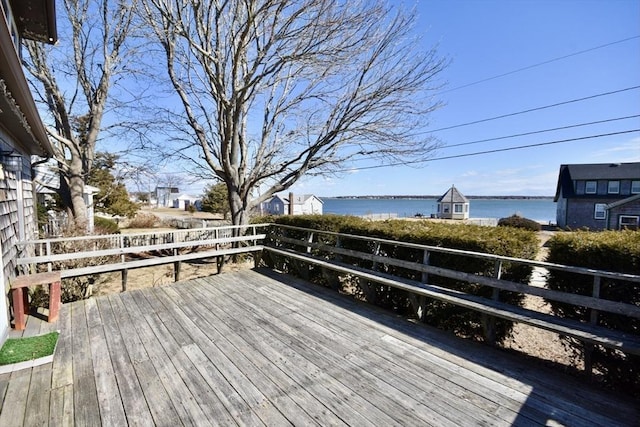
608;181;620;194
585;181;597;194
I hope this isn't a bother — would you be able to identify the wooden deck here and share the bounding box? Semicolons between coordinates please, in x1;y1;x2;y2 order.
0;268;637;426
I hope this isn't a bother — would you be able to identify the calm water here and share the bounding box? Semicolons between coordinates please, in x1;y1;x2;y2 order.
321;197;556;223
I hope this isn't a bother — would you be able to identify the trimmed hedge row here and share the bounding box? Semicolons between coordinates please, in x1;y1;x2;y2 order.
259;215;539;343
546;230;640;395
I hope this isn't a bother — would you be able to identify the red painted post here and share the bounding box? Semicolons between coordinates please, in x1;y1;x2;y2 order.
48;280;61;322
12;287;27;330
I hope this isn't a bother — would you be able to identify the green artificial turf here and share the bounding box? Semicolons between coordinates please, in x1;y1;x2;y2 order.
0;332;59;365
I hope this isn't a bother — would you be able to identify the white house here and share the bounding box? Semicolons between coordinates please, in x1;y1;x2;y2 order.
173;193;200;210
156;186;179;207
0;1;57;342
264;193;323;215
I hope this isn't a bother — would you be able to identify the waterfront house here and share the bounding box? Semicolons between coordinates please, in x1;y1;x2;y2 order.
437;185;469;220
554;162;640;230
0;0;57;342
264;193;323;215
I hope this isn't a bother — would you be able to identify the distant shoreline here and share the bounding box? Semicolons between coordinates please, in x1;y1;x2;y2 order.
323;195;554;200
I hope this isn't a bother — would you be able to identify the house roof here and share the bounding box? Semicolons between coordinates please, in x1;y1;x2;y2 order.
271;194;323;205
288;194;323;205
437;186;468;203
554;162;640;201
0;1;56;157
605;194;640;210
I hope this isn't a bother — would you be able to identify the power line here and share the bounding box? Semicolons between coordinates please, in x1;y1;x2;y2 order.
439;35;640;94
430;85;640;133
442;114;640;149
344;129;640;172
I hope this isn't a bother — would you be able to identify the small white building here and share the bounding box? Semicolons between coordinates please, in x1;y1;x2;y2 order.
156;186;179;207
173;193;200;210
437;185;470;220
264;193;323;215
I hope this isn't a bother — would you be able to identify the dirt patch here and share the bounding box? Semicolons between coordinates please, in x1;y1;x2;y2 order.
92;259;254;296
502;229;581;369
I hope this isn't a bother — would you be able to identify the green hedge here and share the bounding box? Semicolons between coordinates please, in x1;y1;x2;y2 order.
261;215;538;343
546;230;640;396
498;214;542;231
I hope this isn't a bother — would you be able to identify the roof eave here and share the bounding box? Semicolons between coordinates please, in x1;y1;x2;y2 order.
0;17;54;157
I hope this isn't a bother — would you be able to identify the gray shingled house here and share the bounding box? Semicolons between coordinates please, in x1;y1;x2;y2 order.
554;162;640;230
0;0;57;341
437;185;469;220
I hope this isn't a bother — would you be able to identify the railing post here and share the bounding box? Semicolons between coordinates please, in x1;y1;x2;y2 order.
584;275;601;375
46;241;52;272
361;242;380;304
301;230;314;281
483;259;502;345
173;248;181;282
416;249;430;321
120;235;127;292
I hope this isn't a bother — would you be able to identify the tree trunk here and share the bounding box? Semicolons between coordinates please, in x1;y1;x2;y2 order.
67;157;88;229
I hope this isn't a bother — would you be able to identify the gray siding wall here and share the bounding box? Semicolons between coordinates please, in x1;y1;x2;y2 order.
608;200;640;230
564;198;609;230
1;132;37;285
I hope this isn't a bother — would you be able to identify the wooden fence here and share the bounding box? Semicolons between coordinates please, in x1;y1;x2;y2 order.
16;224;269;291
263;224;640;371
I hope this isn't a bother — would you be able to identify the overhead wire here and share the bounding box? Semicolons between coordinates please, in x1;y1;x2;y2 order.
341;129;640;172
442;114;640;149
438;35;640;94
429;85;640;132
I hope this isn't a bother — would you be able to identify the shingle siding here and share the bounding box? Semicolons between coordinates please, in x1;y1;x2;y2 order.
0;135;37;285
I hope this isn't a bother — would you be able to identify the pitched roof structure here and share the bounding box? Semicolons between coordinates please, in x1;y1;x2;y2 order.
554;162;640;200
437;185;468;203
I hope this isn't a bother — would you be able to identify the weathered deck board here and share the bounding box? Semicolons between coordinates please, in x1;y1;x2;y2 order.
0;268;638;426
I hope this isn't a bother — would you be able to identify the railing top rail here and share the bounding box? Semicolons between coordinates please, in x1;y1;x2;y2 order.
271;224;640;283
18;223;272;246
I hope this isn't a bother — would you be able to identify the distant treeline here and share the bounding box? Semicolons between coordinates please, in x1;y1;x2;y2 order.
326;195;554;200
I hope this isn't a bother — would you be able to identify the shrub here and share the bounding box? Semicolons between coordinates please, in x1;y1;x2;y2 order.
498;214;541;231
546;230;640;396
264;215;538;343
127;212;160;229
94;216;120;234
31;225;120;305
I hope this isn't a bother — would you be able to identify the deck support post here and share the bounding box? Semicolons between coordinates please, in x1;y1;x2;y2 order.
121;269;128;292
483;260;503;345
173;248;181;282
584;276;601;376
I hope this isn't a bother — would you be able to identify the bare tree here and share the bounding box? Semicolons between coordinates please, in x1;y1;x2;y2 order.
23;0;138;228
142;0;447;225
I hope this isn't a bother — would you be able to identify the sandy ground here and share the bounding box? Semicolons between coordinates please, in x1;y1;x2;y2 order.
502;230;580;369
95;211;577;368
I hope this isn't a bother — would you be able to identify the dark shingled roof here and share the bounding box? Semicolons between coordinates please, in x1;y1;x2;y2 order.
554;162;640;201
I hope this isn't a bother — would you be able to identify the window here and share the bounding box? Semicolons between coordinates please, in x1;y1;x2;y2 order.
454;204;463;213
608;181;619;194
594;203;607;220
443;204;450;213
585;181;597;194
619;216;639;230
632;181;640;194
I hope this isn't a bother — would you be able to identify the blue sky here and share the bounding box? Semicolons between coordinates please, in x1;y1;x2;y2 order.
286;0;640;197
